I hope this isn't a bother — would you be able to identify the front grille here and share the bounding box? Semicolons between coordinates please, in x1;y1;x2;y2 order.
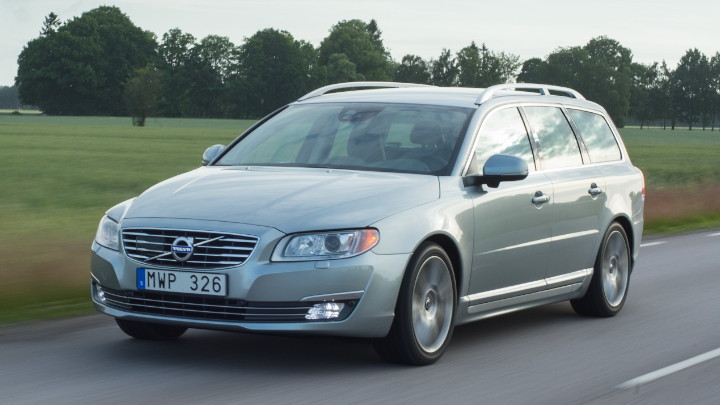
99;286;319;322
122;228;258;270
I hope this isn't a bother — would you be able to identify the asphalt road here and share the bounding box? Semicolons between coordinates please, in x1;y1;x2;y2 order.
2;230;719;404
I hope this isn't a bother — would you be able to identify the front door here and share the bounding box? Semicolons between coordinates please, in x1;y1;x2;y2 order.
469;172;554;296
467;107;554;300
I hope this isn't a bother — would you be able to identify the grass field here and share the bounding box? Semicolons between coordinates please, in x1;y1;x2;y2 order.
0;114;254;324
621;127;720;233
1;116;719;324
621;127;720;187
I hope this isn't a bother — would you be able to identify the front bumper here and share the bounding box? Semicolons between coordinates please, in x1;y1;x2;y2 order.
91;222;410;337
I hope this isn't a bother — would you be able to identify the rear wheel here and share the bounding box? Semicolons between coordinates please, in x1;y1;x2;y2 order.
374;242;456;365
116;319;187;340
571;223;631;317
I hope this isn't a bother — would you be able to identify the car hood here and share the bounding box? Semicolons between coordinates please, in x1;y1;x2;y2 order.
123;166;439;233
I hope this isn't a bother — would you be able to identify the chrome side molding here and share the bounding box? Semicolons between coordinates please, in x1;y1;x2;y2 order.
300;290;365;302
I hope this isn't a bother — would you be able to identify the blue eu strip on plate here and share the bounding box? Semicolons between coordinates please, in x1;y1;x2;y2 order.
137;268;146;289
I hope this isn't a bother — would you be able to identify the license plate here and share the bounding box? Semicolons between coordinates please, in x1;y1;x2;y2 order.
137;268;227;296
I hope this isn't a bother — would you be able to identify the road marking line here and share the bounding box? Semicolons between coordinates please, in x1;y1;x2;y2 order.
617;348;720;389
707;232;720;237
640;241;666;248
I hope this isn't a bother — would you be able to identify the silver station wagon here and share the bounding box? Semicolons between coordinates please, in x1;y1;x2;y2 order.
92;82;644;365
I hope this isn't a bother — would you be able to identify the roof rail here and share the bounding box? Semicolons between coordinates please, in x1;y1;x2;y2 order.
298;81;433;101
476;83;585;104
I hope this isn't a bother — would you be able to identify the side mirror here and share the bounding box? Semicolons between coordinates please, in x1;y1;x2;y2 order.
202;144;225;166
463;154;528;188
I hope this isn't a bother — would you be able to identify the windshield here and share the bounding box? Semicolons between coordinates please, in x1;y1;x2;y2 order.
216;103;473;175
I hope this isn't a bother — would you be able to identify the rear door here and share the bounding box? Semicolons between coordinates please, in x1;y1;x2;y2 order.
522;106;605;280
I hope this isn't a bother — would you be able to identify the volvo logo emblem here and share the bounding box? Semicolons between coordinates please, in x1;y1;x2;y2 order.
171;237;194;262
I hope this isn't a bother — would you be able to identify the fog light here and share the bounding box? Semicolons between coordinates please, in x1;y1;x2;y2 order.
95;285;106;303
306;302;344;320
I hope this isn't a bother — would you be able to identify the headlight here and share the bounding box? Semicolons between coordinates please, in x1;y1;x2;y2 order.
95;215;120;250
273;229;379;261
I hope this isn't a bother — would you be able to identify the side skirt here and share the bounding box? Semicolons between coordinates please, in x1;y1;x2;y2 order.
455;268;592;325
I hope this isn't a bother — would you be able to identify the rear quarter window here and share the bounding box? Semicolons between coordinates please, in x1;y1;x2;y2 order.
567;109;622;162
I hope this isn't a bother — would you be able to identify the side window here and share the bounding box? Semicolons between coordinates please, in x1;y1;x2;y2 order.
523;106;582;170
567;109;622;162
475;107;535;172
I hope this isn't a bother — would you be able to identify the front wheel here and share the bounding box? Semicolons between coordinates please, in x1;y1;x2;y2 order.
374;242;456;365
115;319;187;340
571;223;631;317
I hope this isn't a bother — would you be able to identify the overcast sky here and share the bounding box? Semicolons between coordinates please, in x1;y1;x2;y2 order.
2;0;719;87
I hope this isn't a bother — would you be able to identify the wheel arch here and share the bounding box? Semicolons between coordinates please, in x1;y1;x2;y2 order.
424;233;463;299
609;214;635;270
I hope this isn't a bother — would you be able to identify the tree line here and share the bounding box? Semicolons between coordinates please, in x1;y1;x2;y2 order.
14;6;720;129
0;85;20;109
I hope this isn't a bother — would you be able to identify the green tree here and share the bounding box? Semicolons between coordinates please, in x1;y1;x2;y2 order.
235;28;321;117
653;62;674;130
184;35;237;117
124;64;163;126
495;51;521;84
40;12;62;36
517;48;586;88
366;19;384;49
629;62;659;128
159;28;196;69
157;28;196;116
430;49;458;86
664;62;682;130
583;37;633;127
318;19;393;81
456;42;484;87
543;46;588;87
517;37;633;127
394;54;431;84
196;35;236;78
17;28;96;115
298;40;325;90
674;49;711;130
516;57;548;83
326;53;363;83
709;53;720;130
455;42;517;87
0;85;20;109
16;6;157;115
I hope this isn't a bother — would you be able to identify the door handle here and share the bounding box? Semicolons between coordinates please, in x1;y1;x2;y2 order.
532;191;550;205
588;183;603;197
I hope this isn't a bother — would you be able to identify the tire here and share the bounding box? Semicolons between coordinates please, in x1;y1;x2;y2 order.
115;319;187;340
571;223;631;317
374;242;456;365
